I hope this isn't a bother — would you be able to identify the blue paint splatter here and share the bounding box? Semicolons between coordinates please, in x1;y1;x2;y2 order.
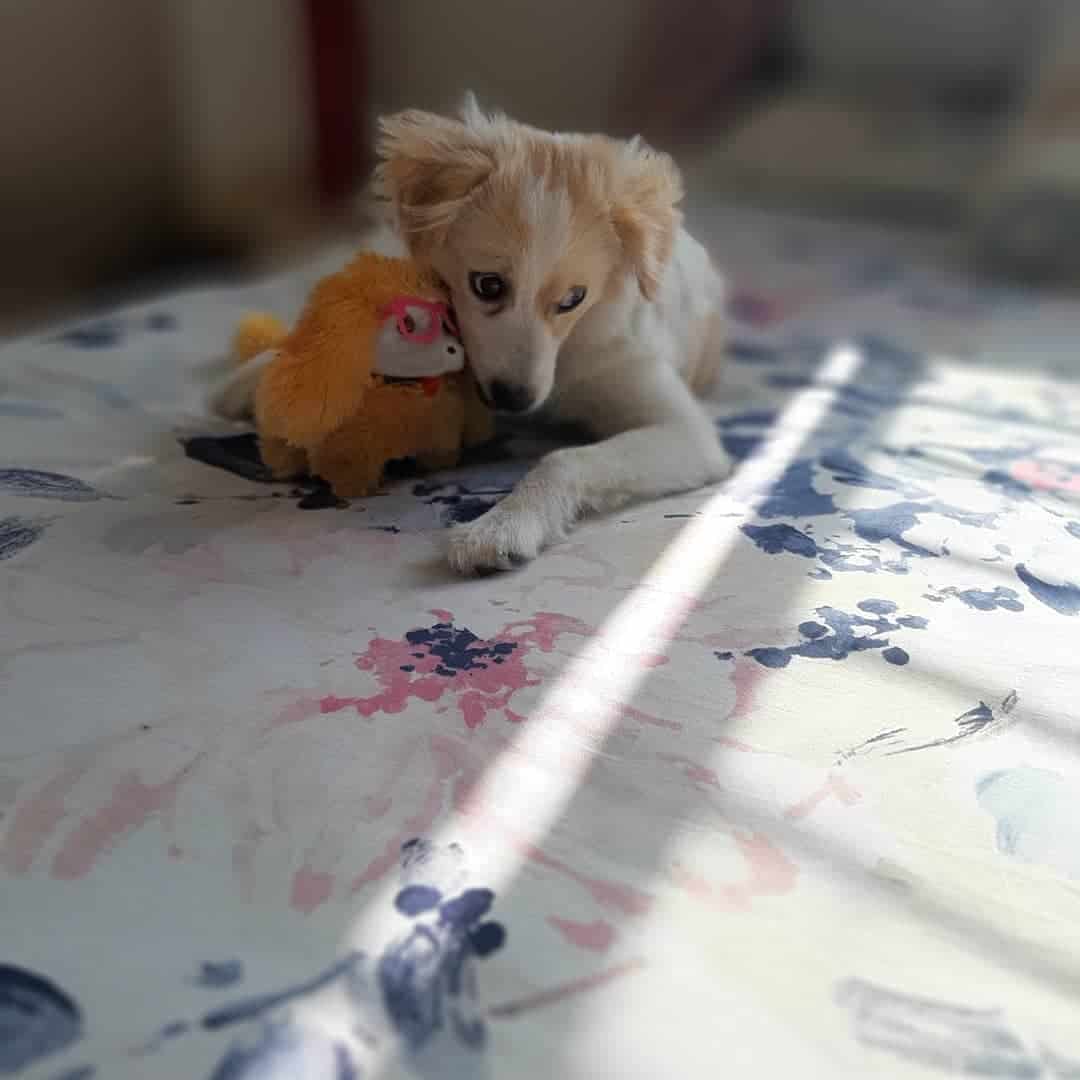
0;469;100;501
210;1020;357;1079
714;650;734;661
195;961;245;989
719;410;780;430
766;372;813;390
1067;522;1080;541
412;481;512;526
0;964;83;1073
746;603;918;669
146;312;177;331
742;523;818;558
716;409;779;462
721;432;765;461
858;334;924;383
133;1019;191;1056
727;341;781;365
404;623;516;677
977;766;1080;879
837;977;1044;1075
858;599;897;615
821;448;928;497
379;885;506;1052
819;542;908;576
846;501;996;557
926;586;1024;612
1015;564;1080;616
982;469;1030;497
438;888;494;928
0;516;49;561
202;954;361;1032
845;503;939;557
0;402;65;419
759;460;836;519
54;320;124;349
396;885;442;916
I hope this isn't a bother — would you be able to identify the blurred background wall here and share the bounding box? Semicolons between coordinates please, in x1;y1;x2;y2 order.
4;0;1080;332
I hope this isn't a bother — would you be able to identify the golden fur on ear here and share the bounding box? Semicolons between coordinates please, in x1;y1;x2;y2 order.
611;138;684;301
373;108;495;253
255;252;443;448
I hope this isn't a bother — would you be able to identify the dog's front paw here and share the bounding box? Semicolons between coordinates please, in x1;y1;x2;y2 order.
446;505;550;576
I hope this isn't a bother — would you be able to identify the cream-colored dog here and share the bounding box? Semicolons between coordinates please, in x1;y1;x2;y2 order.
214;94;729;574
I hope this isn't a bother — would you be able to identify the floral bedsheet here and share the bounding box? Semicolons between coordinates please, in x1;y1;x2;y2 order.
3;207;1080;1079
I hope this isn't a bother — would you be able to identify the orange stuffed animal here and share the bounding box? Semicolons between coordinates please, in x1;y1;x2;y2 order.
229;252;493;497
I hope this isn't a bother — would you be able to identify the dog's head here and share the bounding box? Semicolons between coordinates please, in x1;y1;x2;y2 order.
374;95;683;414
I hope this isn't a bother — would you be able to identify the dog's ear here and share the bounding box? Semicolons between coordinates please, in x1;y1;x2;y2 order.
612;138;684;301
375;107;495;254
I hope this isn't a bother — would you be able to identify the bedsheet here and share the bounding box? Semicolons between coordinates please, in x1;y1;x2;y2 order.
3;206;1080;1079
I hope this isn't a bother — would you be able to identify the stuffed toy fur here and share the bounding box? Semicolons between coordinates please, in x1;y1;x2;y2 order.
230;252;493;497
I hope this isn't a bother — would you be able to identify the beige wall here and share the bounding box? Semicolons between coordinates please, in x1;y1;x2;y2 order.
164;0;313;224
0;0;174;294
367;0;647;133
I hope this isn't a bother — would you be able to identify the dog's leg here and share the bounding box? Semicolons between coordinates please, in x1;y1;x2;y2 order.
447;358;729;574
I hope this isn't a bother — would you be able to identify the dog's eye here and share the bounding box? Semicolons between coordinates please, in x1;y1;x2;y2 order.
401;313;416;334
556;286;587;313
469;272;507;302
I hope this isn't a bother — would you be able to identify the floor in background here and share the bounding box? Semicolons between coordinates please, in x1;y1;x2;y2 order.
2;204;1080;1079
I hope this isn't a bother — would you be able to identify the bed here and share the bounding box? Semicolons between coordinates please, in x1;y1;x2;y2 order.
3;205;1079;1079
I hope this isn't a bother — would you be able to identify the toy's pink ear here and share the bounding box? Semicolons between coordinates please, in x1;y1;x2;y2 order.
374;107;496;253
611;138;683;301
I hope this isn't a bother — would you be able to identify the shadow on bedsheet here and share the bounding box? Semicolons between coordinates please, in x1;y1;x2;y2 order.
190;336;960;1077
16;324;1080;1077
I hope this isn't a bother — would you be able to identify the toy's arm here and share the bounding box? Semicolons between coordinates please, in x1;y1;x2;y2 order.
254;275;373;449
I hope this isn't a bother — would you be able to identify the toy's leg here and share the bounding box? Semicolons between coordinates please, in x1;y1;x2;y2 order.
260;436;308;479
309;442;385;498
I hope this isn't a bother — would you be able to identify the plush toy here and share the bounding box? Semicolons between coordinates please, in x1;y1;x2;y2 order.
230;252;494;497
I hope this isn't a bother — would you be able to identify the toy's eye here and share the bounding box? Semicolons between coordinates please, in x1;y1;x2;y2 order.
398;305;433;339
469;272;507;302
556;286;586;313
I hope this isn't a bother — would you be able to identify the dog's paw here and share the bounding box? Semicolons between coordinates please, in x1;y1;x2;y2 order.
705;445;734;484
446;505;549;575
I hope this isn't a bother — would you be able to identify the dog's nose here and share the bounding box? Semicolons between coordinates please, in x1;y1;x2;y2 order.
486;380;534;414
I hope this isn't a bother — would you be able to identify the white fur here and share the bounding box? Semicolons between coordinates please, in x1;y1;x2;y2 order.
208;115;730;576
208;350;274;420
447;227;729;573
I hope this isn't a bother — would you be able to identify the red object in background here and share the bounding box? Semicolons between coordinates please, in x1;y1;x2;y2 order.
305;0;365;209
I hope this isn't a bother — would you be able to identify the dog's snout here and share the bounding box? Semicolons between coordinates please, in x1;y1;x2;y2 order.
485;380;534;414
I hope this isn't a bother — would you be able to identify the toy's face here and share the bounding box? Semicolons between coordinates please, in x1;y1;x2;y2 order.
374;295;465;379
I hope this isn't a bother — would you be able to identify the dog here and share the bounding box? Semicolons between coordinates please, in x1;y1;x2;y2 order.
213;94;730;574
